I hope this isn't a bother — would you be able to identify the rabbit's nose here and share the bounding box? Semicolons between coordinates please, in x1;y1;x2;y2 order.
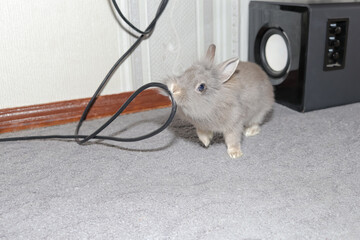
170;83;182;96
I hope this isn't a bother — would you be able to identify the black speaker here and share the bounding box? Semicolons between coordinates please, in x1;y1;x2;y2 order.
249;0;360;112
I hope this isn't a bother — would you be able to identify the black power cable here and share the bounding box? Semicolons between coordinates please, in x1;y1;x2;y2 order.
0;0;176;144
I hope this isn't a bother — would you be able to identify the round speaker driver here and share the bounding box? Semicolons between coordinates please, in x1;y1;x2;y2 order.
259;28;291;85
265;34;289;72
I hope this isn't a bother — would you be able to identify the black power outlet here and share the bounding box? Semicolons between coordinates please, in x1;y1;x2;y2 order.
324;18;349;71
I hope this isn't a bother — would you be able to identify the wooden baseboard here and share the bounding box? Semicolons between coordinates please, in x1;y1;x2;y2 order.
0;89;171;134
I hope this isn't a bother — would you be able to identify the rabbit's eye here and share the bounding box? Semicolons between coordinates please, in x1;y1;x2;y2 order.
197;83;206;93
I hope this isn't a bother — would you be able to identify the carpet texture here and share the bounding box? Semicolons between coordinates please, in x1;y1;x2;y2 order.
1;103;360;239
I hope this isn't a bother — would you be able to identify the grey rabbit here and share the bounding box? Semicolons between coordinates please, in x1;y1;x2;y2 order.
165;44;274;158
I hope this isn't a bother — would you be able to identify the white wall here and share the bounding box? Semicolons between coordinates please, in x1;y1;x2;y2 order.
0;0;123;108
0;0;249;109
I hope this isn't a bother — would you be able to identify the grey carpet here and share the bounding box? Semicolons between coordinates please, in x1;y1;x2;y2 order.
1;103;360;239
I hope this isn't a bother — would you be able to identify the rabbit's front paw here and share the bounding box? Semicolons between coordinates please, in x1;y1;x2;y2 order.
197;128;213;148
244;125;260;137
227;147;243;159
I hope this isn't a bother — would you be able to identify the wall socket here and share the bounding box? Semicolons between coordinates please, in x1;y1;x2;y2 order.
324;18;349;71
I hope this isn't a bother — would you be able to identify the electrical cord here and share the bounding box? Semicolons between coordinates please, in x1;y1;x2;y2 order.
0;0;176;144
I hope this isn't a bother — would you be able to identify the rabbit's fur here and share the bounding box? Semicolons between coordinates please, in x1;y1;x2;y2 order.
165;44;274;158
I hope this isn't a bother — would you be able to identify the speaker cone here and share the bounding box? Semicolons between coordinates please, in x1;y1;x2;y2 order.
258;28;291;85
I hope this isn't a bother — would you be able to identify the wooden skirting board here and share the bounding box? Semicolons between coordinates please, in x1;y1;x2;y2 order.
0;89;171;134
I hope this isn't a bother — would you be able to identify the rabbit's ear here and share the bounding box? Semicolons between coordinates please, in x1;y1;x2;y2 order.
218;57;239;83
205;44;216;64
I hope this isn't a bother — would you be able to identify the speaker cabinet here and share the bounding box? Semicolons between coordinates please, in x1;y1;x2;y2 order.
249;0;360;112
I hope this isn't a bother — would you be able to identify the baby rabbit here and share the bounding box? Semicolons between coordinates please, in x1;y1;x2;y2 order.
165;44;274;158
